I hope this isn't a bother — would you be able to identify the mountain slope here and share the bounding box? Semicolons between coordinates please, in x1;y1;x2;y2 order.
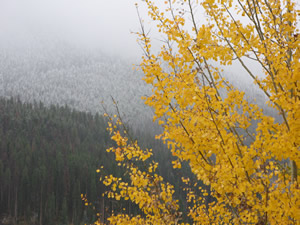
0;43;153;129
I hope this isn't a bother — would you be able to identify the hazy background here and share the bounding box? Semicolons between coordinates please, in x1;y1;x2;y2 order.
0;0;153;61
0;0;274;128
0;0;264;73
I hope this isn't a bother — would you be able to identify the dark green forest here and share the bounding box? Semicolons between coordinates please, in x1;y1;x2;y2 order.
0;97;117;224
0;97;197;225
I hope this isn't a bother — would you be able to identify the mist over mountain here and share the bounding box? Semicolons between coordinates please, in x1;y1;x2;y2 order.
0;41;156;131
0;38;278;135
0;0;278;130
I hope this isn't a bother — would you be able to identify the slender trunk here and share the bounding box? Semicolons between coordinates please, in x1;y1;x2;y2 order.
72;210;74;225
0;183;2;207
101;197;105;223
128;201;131;217
8;184;11;216
14;186;18;225
291;160;298;184
39;188;43;225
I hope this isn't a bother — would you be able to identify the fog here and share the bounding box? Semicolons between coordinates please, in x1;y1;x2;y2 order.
0;0;264;68
0;0;152;60
0;0;274;122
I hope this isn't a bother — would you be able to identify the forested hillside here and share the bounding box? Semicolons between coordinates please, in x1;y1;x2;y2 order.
0;97;193;225
0;44;153;130
0;97;115;224
0;43;277;135
0;43;282;225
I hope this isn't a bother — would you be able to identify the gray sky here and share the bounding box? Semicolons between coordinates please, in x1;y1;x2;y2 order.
0;0;153;60
1;0;293;78
0;0;265;85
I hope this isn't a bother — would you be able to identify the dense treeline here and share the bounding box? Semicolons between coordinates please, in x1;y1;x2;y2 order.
0;97;125;224
0;97;196;225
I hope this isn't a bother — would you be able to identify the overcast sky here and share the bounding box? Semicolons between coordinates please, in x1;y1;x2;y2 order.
1;0;294;81
0;0;155;60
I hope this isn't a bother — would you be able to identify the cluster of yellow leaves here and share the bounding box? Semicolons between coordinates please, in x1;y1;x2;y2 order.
97;116;181;224
98;0;299;224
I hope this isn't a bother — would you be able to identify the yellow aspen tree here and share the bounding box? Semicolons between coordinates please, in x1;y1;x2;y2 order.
98;116;182;225
99;0;299;224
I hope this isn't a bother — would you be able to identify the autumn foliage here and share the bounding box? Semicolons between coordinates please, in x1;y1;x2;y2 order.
99;0;299;224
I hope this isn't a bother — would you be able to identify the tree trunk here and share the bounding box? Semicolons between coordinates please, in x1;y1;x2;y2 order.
101;198;105;223
291;160;298;184
14;187;18;225
39;188;43;225
8;184;11;217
